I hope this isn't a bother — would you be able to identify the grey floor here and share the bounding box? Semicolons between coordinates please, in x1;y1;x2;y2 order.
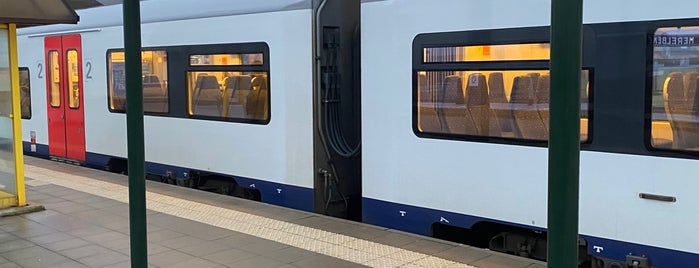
0;157;546;268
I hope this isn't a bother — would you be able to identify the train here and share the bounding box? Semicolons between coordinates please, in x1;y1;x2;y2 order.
12;0;699;267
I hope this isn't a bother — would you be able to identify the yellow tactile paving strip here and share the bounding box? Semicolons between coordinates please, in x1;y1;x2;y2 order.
24;164;476;268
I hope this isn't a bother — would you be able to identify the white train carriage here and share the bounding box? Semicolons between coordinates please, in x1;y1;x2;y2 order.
361;0;699;267
17;0;318;210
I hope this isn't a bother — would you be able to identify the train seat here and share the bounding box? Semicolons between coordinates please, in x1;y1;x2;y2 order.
222;75;252;118
142;75;166;112
466;73;490;136
143;75;164;97
535;74;551;136
684;72;699;148
510;75;547;140
664;72;695;149
193;75;222;115
438;75;477;135
245;75;268;120
418;73;442;133
488;72;514;136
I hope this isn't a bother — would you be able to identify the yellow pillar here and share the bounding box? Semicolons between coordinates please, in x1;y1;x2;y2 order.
8;23;26;207
0;23;25;207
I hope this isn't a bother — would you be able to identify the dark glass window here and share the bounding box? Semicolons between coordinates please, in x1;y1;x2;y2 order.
650;26;699;151
108;50;169;113
19;67;31;119
416;41;590;143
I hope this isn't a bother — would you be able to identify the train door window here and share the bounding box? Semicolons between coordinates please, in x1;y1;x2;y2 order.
107;49;169;113
19;67;31;119
413;29;592;145
48;50;60;108
66;50;80;109
650;26;699;151
185;47;270;124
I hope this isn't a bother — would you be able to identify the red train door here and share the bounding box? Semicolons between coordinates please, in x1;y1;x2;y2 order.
44;35;86;161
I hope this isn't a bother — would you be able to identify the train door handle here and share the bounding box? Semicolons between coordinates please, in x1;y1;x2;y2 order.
60;113;65;119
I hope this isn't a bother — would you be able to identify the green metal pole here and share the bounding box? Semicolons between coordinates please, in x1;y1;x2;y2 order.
123;0;147;266
548;0;583;267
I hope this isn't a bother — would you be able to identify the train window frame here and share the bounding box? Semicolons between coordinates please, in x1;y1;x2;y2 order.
189;53;264;66
646;23;699;155
19;67;31;119
412;26;595;147
106;48;170;114
184;42;271;125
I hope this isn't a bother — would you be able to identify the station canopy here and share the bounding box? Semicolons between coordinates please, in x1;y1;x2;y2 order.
0;0;79;27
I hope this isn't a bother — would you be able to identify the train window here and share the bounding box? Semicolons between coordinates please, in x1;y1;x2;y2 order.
415;42;590;143
19;68;31;119
48;50;60;108
107;50;169;113
66;50;80;109
186;71;269;121
189;53;263;66
650;26;699;151
424;43;550;63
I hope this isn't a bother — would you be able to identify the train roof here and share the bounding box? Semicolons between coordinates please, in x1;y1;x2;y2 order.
18;0;311;36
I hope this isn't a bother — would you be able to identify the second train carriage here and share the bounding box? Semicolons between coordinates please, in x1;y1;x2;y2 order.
12;0;699;267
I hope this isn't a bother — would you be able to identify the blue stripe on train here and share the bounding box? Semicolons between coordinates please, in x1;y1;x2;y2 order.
23;141;314;212
363;197;699;267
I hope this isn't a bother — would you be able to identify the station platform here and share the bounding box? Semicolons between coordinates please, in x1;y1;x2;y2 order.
0;156;547;268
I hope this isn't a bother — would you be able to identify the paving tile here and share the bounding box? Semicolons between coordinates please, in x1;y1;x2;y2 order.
25;232;74;245
38;214;91;232
78;251;130;267
19;209;61;221
148;228;187;243
58;244;114;260
81;230;129;244
167;257;221;268
66;225;112;237
148;250;197;267
159;234;206;249
0;239;35;253
42;238;91;252
177;241;230;256
371;232;420;248
291;254;368;268
98;237;131;251
223;256;287;268
260;246;321;264
233;237;289;255
0;221;46;232
0;233;17;244
291;216;335;229
470;254;535;268
0;262;21;268
339;226;388;241
431;245;492;264
0;216;26;227
11;225;57;238
202;248;257;265
399;238;455;255
11;250;73;268
84;199;125;209
3;246;54;261
42;260;89;268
